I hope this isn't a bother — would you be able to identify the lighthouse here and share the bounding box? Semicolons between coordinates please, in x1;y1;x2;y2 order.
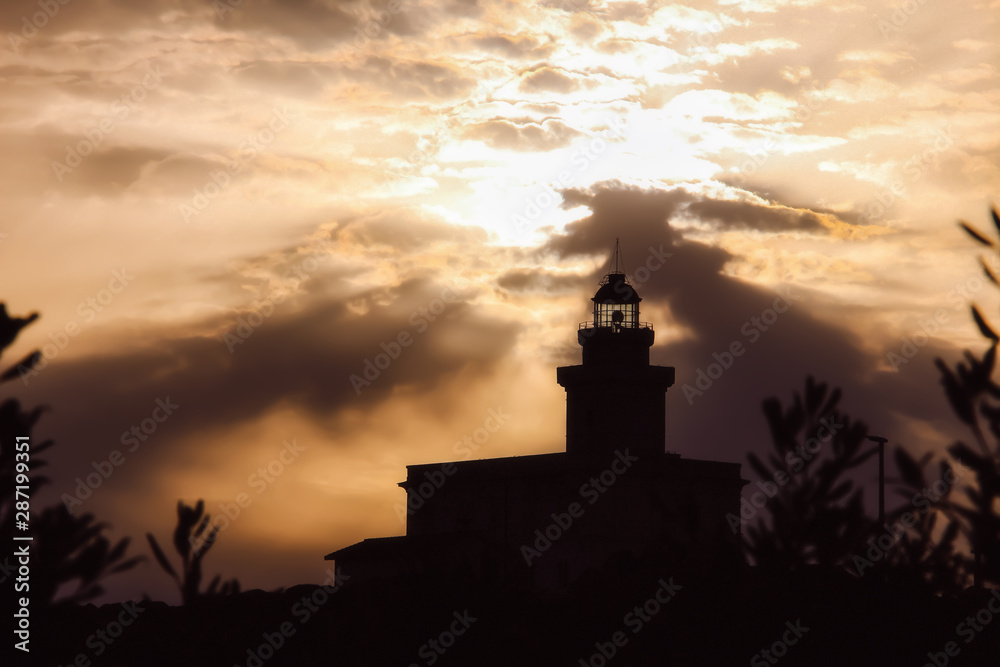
557;241;675;457
327;240;745;588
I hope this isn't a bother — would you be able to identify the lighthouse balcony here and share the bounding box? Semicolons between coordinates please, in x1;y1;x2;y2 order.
579;321;653;331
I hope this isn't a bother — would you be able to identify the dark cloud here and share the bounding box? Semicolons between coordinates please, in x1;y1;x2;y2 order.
686;198;827;232
27;131;174;195
24;265;520;497
543;183;963;473
63;145;172;193
548;184;691;258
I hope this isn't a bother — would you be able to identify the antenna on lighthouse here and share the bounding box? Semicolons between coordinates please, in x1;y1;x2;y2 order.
611;238;625;274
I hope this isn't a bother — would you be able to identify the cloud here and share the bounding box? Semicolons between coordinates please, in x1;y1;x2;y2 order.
547;185;691;258
542;183;964;467
462;118;583;151
685;198;827;233
346;57;478;100
232;59;339;97
216;0;358;48
465;33;554;59
519;67;580;94
0;0;189;37
25;248;520;487
497;268;584;293
336;208;490;250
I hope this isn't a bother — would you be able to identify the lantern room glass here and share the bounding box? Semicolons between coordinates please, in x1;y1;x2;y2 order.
594;302;638;328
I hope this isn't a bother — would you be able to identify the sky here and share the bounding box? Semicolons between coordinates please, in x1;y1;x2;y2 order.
1;0;998;603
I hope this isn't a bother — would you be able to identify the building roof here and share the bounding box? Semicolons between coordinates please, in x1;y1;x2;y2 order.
402;450;742;484
325;532;488;561
592;273;641;305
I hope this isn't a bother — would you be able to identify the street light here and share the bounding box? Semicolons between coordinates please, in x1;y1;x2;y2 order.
866;435;887;524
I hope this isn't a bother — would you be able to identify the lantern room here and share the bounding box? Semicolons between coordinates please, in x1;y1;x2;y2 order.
591;272;640;330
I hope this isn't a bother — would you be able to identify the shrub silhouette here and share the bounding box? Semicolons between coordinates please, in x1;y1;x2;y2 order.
745;206;1000;593
926;204;1000;586
743;375;876;572
882;446;969;593
0;303;141;606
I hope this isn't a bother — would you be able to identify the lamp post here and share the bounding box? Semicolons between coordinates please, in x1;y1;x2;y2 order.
866;436;887;524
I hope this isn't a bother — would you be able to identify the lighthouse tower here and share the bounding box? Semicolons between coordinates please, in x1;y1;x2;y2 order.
556;241;675;457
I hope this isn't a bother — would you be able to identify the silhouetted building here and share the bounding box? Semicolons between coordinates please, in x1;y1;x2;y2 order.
327;244;746;589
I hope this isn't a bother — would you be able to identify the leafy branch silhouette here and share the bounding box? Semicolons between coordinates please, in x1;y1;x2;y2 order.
147;499;240;605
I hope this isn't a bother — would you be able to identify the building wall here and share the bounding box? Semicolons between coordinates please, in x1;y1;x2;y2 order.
401;453;744;589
